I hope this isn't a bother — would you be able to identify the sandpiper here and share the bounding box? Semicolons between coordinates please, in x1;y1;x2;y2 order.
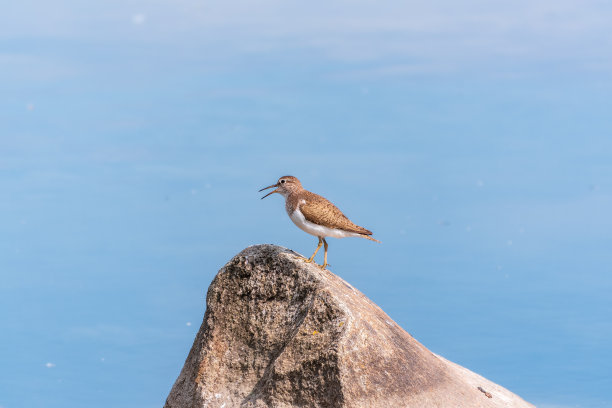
259;176;379;269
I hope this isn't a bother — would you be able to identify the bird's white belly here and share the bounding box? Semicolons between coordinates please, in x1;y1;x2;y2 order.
289;207;361;239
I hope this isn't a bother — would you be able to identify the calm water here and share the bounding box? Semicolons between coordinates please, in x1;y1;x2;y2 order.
2;2;612;407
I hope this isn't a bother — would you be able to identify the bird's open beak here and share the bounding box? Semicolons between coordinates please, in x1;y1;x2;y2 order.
259;183;279;199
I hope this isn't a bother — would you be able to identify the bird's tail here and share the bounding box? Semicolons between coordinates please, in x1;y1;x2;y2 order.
361;234;381;243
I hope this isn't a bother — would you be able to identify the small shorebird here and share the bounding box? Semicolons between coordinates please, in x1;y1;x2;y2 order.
260;176;379;269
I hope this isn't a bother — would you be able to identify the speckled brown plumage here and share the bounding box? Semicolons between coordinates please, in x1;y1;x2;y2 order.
295;190;372;235
259;175;379;268
273;176;373;235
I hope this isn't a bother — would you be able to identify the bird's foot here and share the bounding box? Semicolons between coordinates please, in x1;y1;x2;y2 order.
298;257;326;268
300;255;318;264
319;263;330;270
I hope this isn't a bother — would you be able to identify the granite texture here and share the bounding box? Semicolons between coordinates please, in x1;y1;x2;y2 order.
164;244;534;408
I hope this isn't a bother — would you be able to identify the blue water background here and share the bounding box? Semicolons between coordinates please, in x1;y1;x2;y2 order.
1;2;611;407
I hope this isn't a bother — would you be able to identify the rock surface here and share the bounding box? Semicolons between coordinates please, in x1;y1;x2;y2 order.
164;244;534;408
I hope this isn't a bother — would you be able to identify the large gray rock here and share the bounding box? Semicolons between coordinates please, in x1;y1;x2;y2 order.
165;245;534;408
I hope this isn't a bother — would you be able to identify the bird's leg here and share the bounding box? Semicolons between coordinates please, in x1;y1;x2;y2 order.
320;238;329;269
304;237;323;263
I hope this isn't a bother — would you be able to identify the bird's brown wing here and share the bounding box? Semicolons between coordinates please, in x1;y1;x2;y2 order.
299;191;372;235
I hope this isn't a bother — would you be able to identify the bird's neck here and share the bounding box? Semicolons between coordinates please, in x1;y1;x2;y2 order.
284;190;304;214
283;188;304;200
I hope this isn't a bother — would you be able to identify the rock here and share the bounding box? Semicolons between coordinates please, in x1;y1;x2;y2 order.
164;244;534;408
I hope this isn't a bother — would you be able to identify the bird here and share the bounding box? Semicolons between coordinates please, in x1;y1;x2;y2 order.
259;175;379;269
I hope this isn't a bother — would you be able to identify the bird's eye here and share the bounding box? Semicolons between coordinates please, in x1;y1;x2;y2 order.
280;180;285;184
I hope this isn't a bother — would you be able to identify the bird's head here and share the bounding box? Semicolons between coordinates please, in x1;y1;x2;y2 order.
259;176;302;199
